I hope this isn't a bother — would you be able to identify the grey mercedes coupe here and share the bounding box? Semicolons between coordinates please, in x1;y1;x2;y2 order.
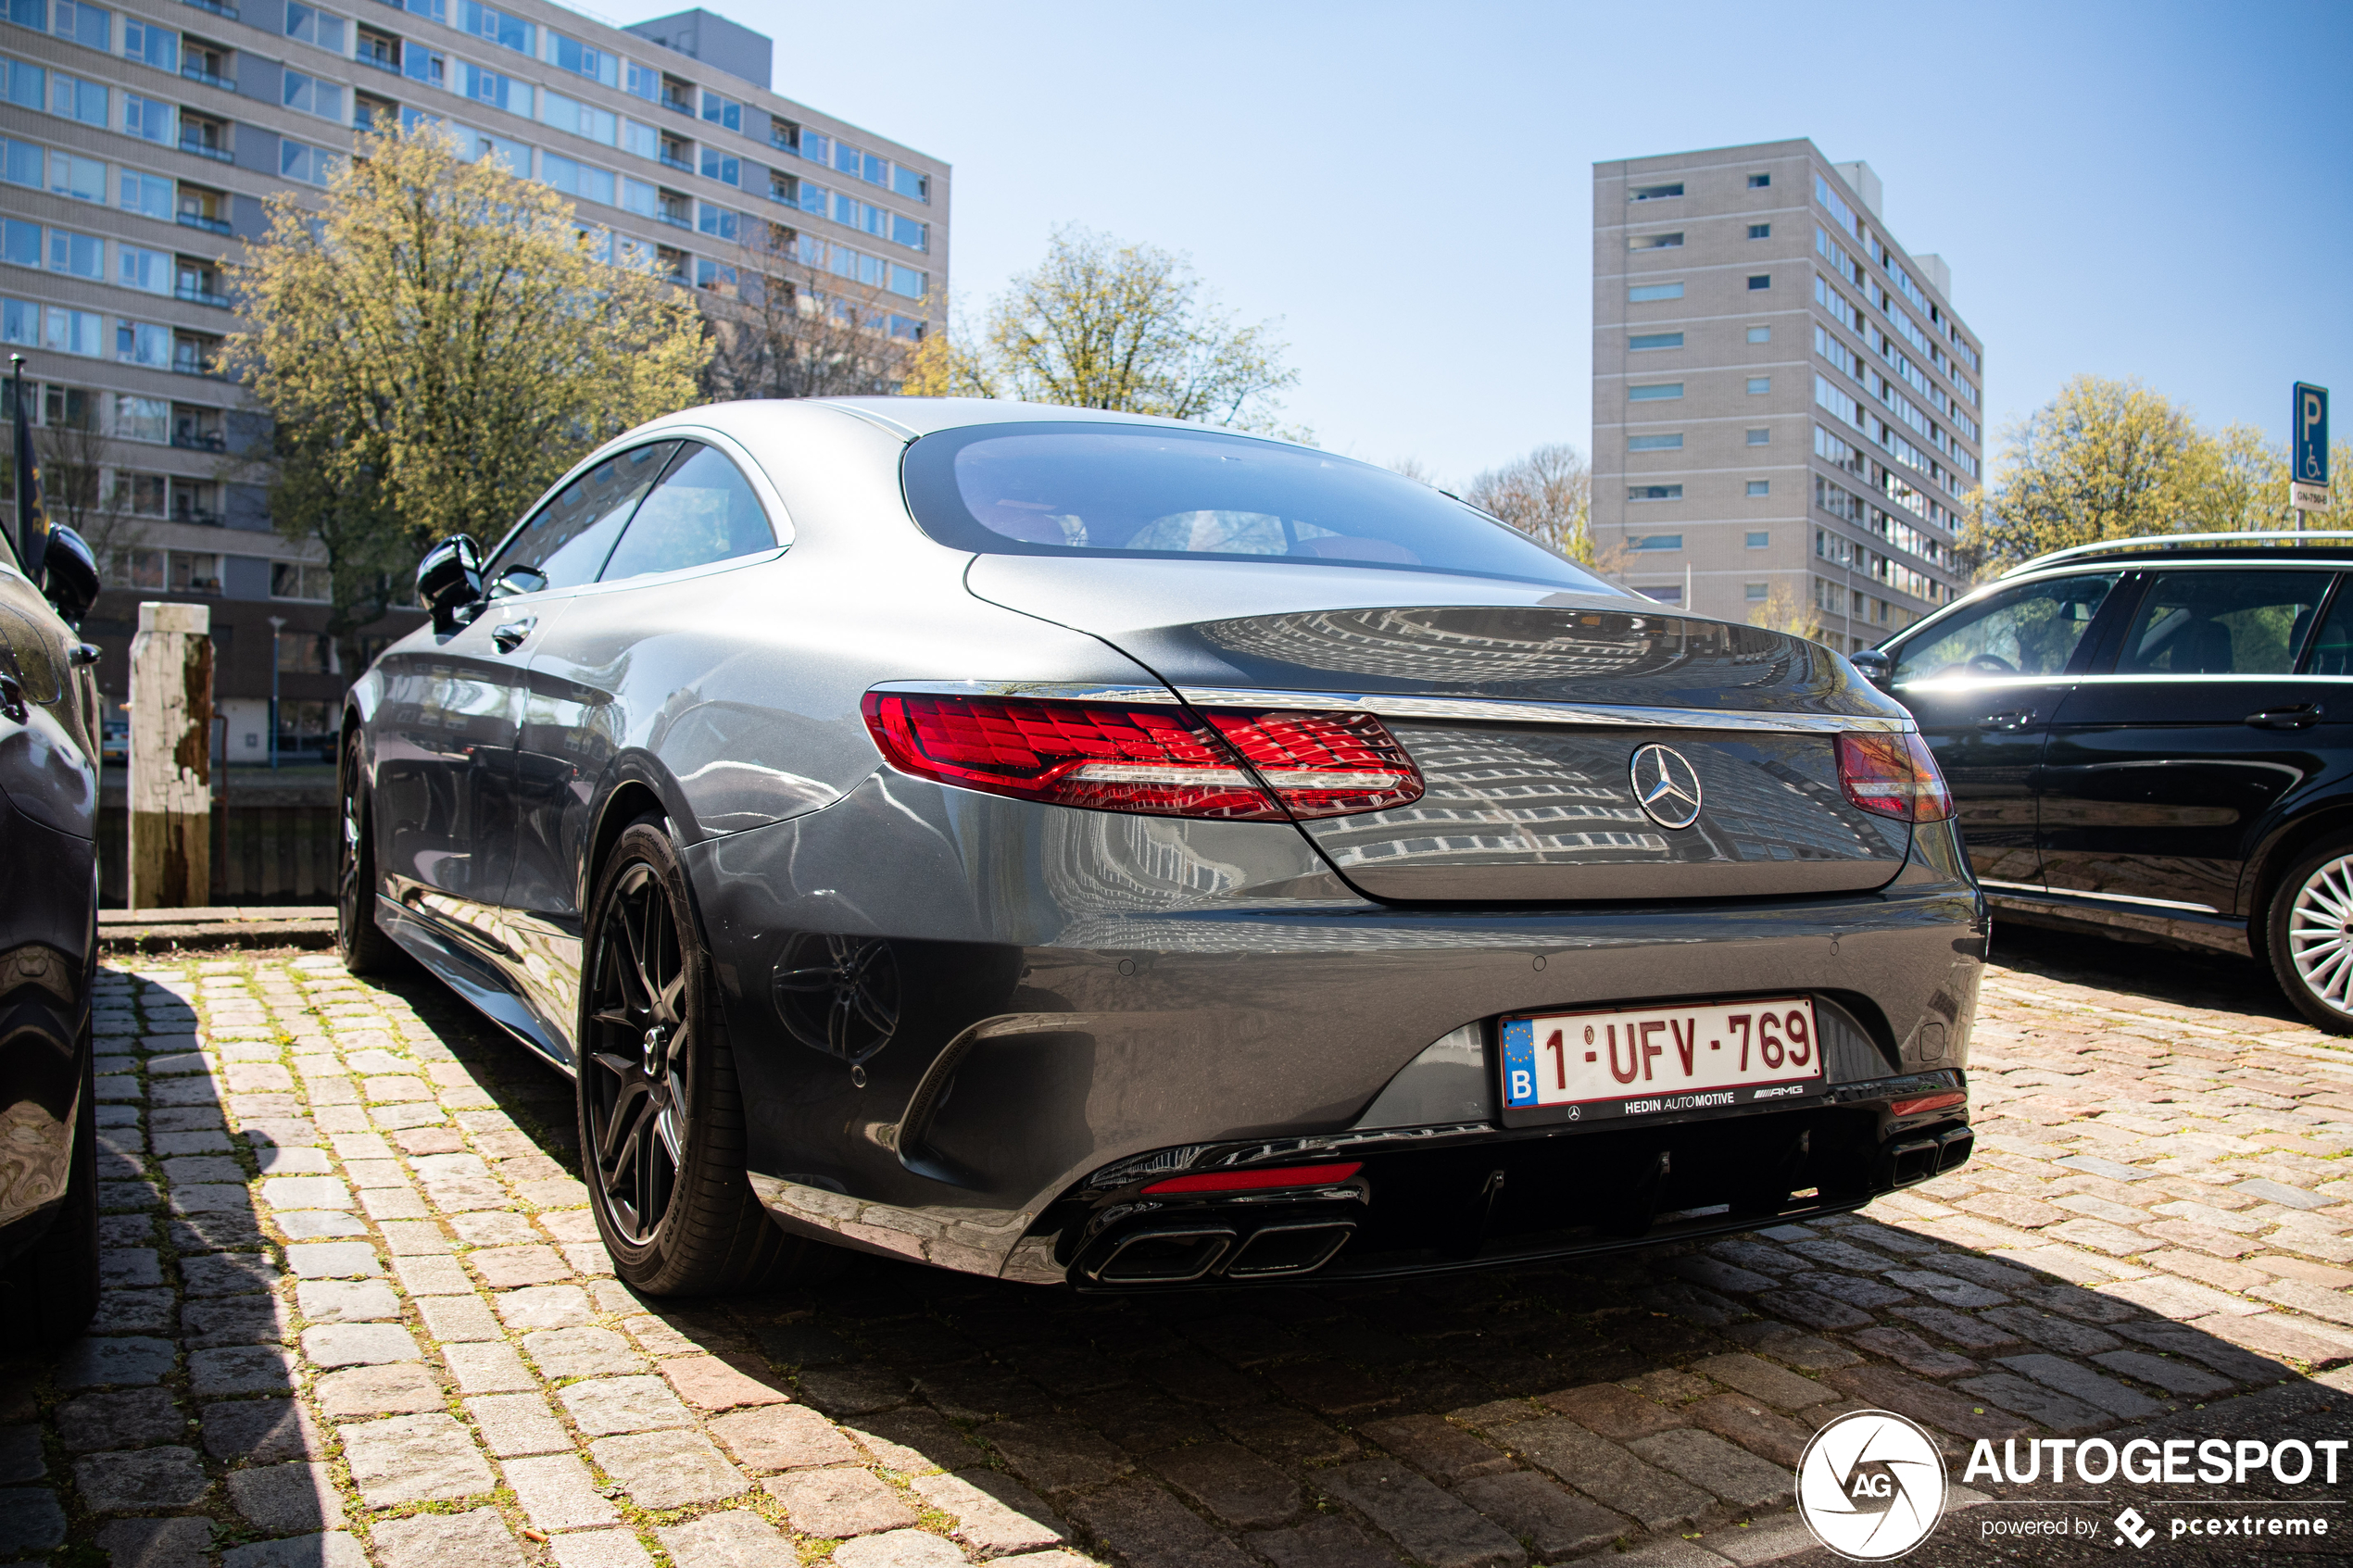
342;398;1984;1295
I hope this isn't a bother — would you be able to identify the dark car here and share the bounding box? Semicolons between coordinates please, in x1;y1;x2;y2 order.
343;398;1983;1295
0;519;104;1339
1858;531;2353;1031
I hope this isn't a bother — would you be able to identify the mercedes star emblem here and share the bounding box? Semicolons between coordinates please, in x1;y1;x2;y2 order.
1629;744;1704;829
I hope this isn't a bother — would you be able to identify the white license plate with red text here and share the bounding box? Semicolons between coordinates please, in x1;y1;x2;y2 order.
1500;997;1824;1118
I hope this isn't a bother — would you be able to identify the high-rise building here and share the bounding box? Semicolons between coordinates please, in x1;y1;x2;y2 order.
0;0;948;761
1592;139;1981;650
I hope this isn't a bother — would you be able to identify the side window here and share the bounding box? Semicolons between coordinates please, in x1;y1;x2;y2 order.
2116;571;2331;676
1893;572;2121;684
2304;580;2353;675
486;441;678;593
597;442;775;584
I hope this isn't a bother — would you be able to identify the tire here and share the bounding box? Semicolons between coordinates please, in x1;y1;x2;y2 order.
2269;836;2353;1034
0;1035;99;1344
576;815;812;1296
338;734;408;977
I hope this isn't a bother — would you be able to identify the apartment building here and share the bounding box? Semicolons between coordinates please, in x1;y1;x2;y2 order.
0;0;949;760
1592;139;1982;650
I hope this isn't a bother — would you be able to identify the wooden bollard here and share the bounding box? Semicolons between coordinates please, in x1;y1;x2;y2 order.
129;600;213;909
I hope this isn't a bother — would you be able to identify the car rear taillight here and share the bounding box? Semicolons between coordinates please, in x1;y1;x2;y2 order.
1142;1160;1363;1196
1890;1091;1967;1117
862;693;1423;821
1836;732;1953;823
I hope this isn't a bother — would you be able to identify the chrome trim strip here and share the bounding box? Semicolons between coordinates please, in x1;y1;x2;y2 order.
867;681;1915;734
1998;884;2221;915
1978;878;2045;894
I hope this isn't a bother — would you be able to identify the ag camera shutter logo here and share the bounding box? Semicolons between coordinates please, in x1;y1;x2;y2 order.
1797;1409;1948;1561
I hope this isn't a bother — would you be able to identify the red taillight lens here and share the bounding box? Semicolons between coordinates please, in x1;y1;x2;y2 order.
1142;1161;1362;1195
1836;732;1953;823
1891;1091;1967;1117
862;693;1422;821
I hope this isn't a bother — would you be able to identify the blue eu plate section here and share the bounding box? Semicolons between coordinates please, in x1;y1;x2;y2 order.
1500;1017;1538;1108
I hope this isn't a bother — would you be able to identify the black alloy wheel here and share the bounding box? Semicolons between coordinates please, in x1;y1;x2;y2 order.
577;816;812;1295
337;735;406;976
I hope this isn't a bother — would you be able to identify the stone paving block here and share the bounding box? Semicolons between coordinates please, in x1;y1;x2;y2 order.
591;1428;749;1508
1953;1372;2111;1436
1495;1416;1710;1534
1146;1438;1299;1530
2090;1349;2233;1397
2251;1277;2353;1326
1753;1287;1873;1332
57;1387;184;1451
342;1412;497;1506
405;1298;497;1346
190;1346;298;1396
1996;1353;2165;1419
1064;1478;1260;1568
522;1326;644;1380
1820;1366;2028;1440
1247;1517;1399;1568
229;1461;344;1533
382;1220;455;1255
101;1246;164;1287
1890;1305;2023;1352
496;1284;595;1330
470;1244;573;1287
443;1340;536;1394
560;1374;696;1435
294;1279;400;1323
1979;1307;2123;1357
304;1323;424;1369
988;1415;1136;1496
800;1363;916;1416
850;1409;982;1474
1881;1270;2010;1309
1535;1383;1682;1440
1686;1353;1830;1411
833;1528;972;1568
504;1452;623;1531
221;1531;371;1568
278;1211;371;1239
710;1402;862;1471
1318;1456;1528;1568
0;1426;39;1484
547;1532;652;1568
1683;1394;1810;1470
1359;1412;1515;1482
766;1464;922;1537
285;1242;382;1278
1625;1427;1792;1510
94;1515;217;1568
0;1486;67;1551
1451;1471;1628;1563
58;1335;176;1387
203;1398;325;1462
463;1392;571;1457
370;1506;522;1568
1847;1327;1979;1379
92;1286;177;1334
315;1359;447;1420
652;1511;792;1568
1221;1402;1359;1465
913;1468;1068;1559
74;1445;211;1511
661;1351;790;1411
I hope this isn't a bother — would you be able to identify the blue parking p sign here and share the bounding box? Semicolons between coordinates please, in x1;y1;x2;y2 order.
2296;383;2330;485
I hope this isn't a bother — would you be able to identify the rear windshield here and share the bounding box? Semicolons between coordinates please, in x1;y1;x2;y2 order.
902;422;1617;592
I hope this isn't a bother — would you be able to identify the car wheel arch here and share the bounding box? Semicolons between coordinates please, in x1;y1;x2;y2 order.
2240;799;2353;963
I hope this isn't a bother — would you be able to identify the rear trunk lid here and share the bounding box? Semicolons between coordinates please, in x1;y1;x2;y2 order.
967;558;1916;902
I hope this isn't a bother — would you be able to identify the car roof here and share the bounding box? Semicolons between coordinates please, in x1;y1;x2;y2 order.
1998;531;2353;578
807;397;1250;441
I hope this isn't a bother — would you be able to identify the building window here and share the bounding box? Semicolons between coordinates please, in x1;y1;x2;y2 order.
1642;583;1684;605
1746;531;1769;548
1745;583;1769;601
1628;282;1682;303
1629;182;1681;201
1629;232;1682;251
1746;481;1770;497
1748;223;1770;240
1748;173;1770;188
1629;383;1683;402
1628;332;1682;351
1746;429;1770;445
1628;494;1683;509
1747;274;1771;290
1627;433;1682;451
1746;377;1771;395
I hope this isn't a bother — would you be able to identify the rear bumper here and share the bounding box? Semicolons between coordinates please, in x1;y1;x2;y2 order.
689;773;1986;1283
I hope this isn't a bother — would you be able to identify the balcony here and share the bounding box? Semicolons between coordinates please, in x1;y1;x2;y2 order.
769;131;798;156
180;137;234;164
658;152;693;174
654;211;690;230
176;283;233;308
182;0;238;16
176;211;233;237
357;54;399;74
171;430;225;452
170;358;221;379
181;63;231;89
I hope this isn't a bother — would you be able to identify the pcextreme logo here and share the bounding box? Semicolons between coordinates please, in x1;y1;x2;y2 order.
1795;1409;1948;1562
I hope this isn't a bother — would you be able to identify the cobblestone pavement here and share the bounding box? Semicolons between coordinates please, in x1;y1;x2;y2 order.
6;928;2353;1568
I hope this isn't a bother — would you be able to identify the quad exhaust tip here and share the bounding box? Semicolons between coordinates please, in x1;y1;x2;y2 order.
1879;1124;1972;1190
1087;1222;1356;1285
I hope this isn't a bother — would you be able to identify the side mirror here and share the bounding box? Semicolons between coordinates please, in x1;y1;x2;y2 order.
1847;647;1894;689
490;563;547;598
41;524;98;629
417;534;484;633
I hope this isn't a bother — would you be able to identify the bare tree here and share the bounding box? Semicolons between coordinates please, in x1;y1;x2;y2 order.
703;225;924;401
37;412;150;567
1386;457;1437;485
1747;582;1826;643
1462;443;1592;562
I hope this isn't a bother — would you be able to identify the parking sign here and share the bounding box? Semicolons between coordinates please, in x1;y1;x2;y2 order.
2294;383;2330;510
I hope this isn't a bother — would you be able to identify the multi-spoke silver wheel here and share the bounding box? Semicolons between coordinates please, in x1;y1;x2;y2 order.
2287;855;2353;1017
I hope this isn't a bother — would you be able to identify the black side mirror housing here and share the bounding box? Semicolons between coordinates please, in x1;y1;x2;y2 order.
1847;647;1894;688
418;534;484;633
41;524;98;629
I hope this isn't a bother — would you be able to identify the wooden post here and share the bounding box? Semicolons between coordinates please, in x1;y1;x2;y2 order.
129;601;213;909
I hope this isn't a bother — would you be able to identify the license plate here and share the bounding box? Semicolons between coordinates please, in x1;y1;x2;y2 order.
1501;997;1824;1120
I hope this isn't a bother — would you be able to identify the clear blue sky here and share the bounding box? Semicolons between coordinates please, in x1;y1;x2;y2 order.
598;0;2353;487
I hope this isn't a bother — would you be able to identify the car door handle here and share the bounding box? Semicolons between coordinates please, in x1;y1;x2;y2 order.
2247;703;2323;730
68;642;100;667
491;618;535;654
1978;709;2036;732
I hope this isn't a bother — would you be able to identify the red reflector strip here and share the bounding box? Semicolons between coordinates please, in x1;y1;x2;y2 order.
1142;1161;1363;1196
1890;1092;1966;1117
1203;710;1425;818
